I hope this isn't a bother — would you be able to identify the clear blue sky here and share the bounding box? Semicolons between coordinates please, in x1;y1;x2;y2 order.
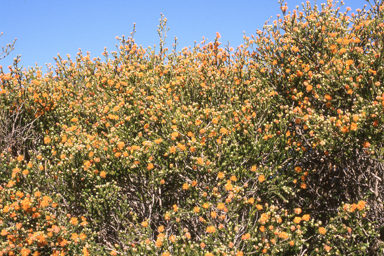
0;0;366;73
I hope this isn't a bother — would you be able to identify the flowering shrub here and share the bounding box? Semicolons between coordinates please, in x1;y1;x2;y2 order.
1;0;384;255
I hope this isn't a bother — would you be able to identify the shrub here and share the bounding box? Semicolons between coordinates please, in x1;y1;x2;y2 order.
1;0;383;255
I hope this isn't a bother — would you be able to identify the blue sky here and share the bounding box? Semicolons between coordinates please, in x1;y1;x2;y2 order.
0;0;366;73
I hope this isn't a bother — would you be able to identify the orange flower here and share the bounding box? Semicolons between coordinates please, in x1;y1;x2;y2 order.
258;175;266;183
346;59;354;66
155;239;162;247
147;163;154;170
117;141;125;150
217;172;225;179
302;214;310;221
363;141;370;148
20;248;31;256
83;247;90;256
158;225;164;232
206;226;216;233
293;217;301;224
225;180;233;191
100;171;106;178
259;226;265;232
169;235;176;243
70;217;78;225
177;143;186;151
141;221;148;227
57;237;68;247
341;126;349;133
357;200;366;211
220;127;228;135
217;203;225;210
324;245;332;252
80;233;87;240
294;208;302;214
44;137;51;144
319;227;326;235
278;231;289;239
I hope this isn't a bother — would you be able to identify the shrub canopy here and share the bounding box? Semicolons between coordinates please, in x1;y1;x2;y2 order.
1;0;384;255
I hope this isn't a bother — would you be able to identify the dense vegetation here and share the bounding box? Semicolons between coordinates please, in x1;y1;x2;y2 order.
1;0;384;255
